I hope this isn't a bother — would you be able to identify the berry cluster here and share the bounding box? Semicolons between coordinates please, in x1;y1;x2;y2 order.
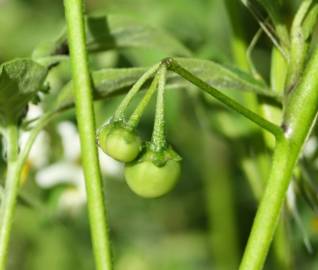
97;63;181;198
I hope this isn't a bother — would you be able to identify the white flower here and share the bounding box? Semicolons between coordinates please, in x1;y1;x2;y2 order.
98;148;124;177
20;130;50;169
57;121;81;162
35;161;86;215
20;105;50;168
28;120;123;214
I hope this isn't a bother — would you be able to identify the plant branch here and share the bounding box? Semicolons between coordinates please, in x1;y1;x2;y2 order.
0;124;19;270
63;0;113;269
113;63;160;121
240;45;318;270
151;65;167;151
164;58;283;139
127;72;160;129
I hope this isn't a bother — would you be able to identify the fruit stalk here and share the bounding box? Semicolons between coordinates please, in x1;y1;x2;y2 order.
113;63;160;121
151;65;167;151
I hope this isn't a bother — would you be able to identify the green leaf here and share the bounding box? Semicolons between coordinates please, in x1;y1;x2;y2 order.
175;58;272;96
33;14;191;66
0;59;48;125
55;67;147;109
56;57;278;110
86;15;191;56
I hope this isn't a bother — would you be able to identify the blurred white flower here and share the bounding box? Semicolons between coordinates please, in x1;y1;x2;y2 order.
20;130;50;169
35;161;86;215
20;105;50;168
98;148;124;177
35;161;83;188
25;119;123;214
57;121;81;162
26;104;43;120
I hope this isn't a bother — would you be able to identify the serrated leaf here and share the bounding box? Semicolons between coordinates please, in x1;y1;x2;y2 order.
0;59;48;125
56;58;277;110
33;14;191;66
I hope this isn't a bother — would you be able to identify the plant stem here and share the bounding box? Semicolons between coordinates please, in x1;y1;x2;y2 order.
127;72;159;129
0;124;19;270
240;45;318;270
165;58;283;138
63;1;112;270
239;138;293;269
151;65;167;151
113;63;160;121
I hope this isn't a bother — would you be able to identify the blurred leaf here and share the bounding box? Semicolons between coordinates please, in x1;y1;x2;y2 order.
301;2;318;41
0;59;47;125
298;164;318;214
56;57;275;110
55;67;146;109
33;14;191;66
176;58;271;96
86;15;191;56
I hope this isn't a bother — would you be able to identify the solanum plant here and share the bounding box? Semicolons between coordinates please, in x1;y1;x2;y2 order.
1;0;318;269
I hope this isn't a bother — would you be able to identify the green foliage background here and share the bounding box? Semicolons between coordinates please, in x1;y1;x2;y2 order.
1;0;318;269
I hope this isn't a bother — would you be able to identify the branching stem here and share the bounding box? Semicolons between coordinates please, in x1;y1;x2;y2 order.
164;58;283;139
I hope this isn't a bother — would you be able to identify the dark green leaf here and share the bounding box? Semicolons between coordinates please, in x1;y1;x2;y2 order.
56;57;277;111
55;67;147;109
86;15;191;56
33;14;191;66
175;58;271;96
0;59;48;125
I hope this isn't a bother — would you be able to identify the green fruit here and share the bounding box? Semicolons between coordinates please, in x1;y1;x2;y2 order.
98;124;142;162
97;123;113;146
125;147;181;198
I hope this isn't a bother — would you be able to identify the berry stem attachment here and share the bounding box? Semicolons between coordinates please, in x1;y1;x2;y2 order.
151;65;167;152
113;63;160;121
127;72;160;129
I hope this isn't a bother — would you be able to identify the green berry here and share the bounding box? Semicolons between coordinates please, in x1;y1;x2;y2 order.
98;124;142;162
124;147;181;198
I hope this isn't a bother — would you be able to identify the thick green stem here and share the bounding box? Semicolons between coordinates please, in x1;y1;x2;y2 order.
239;138;293;269
224;6;290;267
63;1;112;270
240;46;318;269
0;125;19;270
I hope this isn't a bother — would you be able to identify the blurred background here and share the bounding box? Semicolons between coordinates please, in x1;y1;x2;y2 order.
1;0;318;269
